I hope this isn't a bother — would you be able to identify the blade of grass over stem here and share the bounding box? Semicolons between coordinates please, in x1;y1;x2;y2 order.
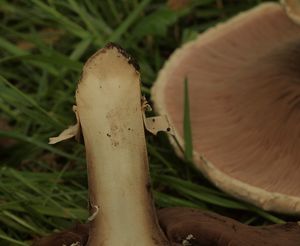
183;77;193;162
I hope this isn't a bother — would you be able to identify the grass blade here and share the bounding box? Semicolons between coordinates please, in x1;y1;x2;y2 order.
183;77;193;162
0;130;84;162
0;76;64;128
0;230;29;246
107;0;151;42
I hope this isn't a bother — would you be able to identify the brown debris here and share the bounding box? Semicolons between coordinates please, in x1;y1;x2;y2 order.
33;208;300;246
158;207;300;246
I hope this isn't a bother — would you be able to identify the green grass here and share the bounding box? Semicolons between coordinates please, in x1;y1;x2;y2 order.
0;0;286;245
183;77;193;162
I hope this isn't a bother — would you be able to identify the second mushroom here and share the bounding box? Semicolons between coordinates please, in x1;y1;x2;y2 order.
152;2;300;214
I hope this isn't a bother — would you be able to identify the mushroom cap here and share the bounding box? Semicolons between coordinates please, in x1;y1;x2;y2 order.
152;3;300;214
282;0;300;25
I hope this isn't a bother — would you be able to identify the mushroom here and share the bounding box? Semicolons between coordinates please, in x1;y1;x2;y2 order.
152;2;300;214
33;42;300;246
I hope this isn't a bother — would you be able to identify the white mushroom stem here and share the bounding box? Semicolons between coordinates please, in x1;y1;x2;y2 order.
75;44;169;246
